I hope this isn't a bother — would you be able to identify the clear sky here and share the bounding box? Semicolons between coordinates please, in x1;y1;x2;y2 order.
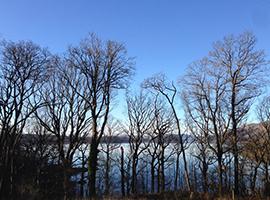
0;0;270;120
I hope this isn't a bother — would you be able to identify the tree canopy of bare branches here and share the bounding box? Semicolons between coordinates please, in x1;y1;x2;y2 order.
0;41;51;198
67;34;134;197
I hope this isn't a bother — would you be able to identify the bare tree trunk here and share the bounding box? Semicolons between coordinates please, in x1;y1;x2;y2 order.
229;82;239;197
217;155;223;196
169;96;191;191
251;165;258;192
126;160;131;196
120;147;125;197
157;162;160;193
79;148;87;198
88;140;99;198
202;161;208;194
232;89;239;197
161;152;165;192
150;158;155;193
131;155;137;194
9;154;14;200
0;146;10;198
174;152;180;190
193;162;197;192
104;148;110;196
63;169;68;200
80;167;85;197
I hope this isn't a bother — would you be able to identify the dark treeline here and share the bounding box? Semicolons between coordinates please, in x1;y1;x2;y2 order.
0;32;270;200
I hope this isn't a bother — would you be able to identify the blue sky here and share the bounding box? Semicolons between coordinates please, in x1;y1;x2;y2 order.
0;0;270;120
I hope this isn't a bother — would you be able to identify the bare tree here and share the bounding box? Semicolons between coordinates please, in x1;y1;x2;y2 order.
208;32;268;195
182;58;231;195
149;96;174;193
22;120;56;195
35;60;91;200
143;74;191;192
77;143;89;198
256;96;270;194
241;125;266;193
125;91;154;194
0;41;50;198
120;146;125;197
185;117;213;194
67;34;134;197
100;119;121;196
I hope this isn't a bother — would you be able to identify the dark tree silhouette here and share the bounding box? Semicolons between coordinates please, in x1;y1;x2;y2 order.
67;34;134;197
143;74;192;192
35;59;91;200
207;32;268;195
0;41;50;198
